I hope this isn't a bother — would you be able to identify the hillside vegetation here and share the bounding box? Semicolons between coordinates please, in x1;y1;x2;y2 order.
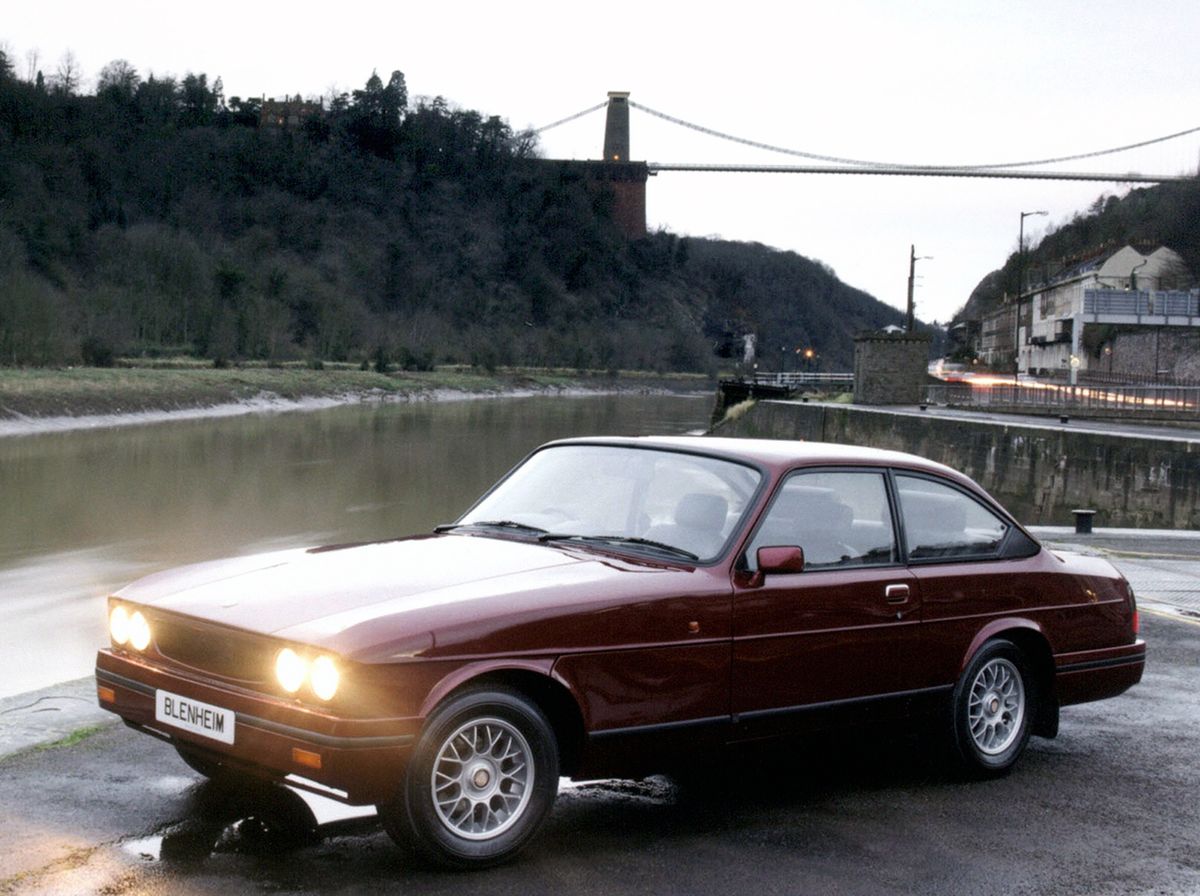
0;54;906;371
957;178;1200;323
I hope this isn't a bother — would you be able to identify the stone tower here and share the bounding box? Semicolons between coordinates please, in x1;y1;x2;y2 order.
603;91;631;162
598;91;647;238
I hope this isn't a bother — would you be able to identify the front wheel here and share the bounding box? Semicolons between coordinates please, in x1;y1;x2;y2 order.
951;639;1034;776
378;687;559;869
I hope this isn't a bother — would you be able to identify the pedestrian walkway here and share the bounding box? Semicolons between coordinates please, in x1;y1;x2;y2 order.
0;675;114;759
894;404;1200;444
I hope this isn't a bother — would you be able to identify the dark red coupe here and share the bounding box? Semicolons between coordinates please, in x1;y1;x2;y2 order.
96;436;1145;867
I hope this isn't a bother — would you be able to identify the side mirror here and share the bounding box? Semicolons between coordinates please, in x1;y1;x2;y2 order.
757;545;805;575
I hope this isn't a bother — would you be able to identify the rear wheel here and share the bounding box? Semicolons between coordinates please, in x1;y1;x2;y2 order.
378;687;559;869
951;639;1034;776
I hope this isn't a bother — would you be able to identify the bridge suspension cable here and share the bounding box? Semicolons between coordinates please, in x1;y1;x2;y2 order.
648;163;1188;183
532;102;607;134
627;100;1200;172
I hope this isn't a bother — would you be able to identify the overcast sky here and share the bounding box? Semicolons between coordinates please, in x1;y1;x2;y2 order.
5;0;1199;323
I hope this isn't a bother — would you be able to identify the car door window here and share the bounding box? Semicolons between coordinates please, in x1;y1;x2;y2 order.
746;470;896;570
895;474;1008;560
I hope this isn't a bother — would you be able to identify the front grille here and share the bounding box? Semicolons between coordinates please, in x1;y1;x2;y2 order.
150;614;273;684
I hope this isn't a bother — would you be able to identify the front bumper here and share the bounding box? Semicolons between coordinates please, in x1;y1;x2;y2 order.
96;649;417;804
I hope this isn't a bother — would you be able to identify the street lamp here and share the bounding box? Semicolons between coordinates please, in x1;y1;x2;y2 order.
906;245;933;333
1014;210;1048;382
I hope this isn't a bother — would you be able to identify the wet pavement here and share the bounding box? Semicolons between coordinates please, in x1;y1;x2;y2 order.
2;528;1199;894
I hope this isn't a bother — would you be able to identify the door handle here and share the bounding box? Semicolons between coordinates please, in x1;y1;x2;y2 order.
885;584;910;604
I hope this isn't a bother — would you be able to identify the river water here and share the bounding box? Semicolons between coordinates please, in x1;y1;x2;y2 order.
0;393;713;698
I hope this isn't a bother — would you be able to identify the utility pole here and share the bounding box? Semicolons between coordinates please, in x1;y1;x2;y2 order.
1015;210;1048;381
906;245;931;332
906;245;916;332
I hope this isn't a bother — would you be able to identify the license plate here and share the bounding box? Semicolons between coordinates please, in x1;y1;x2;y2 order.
155;689;235;745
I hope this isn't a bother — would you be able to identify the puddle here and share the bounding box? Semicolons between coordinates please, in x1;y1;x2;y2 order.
122;780;367;864
121;776;672;865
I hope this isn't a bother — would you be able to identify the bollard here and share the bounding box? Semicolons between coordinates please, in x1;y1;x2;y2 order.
1071;509;1096;535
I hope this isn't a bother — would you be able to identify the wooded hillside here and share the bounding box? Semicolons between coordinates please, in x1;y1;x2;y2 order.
957;178;1200;324
0;54;907;370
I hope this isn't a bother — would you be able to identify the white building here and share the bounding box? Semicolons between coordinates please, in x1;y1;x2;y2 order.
1019;245;1194;378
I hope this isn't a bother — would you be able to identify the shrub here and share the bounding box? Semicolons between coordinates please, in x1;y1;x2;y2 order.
79;336;116;367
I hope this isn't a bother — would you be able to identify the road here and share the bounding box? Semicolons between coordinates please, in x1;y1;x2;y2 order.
1;609;1196;896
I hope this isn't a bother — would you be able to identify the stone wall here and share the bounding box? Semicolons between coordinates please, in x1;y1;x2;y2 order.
1101;328;1200;380
853;333;932;404
716;399;1200;528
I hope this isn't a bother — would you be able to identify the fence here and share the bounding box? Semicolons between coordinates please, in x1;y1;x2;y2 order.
1083;288;1200;318
752;371;854;389
925;381;1200;418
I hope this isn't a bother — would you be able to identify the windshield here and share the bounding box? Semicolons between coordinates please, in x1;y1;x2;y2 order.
457;444;762;563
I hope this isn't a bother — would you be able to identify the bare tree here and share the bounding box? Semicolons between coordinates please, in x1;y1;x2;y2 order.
97;59;140;98
25;47;39;83
1157;254;1193;291
54;50;81;95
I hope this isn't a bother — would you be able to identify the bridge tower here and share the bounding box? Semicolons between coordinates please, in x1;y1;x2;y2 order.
603;91;631;161
599;91;648;238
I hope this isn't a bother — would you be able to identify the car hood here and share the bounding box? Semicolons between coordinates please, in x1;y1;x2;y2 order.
116;534;697;661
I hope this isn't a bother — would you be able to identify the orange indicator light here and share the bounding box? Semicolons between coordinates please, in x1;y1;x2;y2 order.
292;747;323;770
97;685;116;703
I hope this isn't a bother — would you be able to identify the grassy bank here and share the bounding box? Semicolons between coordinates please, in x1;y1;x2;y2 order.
0;364;713;420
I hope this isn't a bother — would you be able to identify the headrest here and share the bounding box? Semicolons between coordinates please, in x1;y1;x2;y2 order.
675;493;728;531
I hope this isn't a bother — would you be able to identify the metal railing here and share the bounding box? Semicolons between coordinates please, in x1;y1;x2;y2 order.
1083;288;1200;318
925;381;1200;416
752;371;854;388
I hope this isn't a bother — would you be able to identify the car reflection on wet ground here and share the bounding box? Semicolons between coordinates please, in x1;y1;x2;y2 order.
120;780;370;864
118;775;684;868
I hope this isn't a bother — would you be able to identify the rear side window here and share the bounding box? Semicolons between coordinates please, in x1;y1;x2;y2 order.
896;474;1008;560
746;470;896;570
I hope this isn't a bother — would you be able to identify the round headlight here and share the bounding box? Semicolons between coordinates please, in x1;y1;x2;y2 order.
128;610;152;652
310;655;340;701
275;648;306;694
109;606;130;646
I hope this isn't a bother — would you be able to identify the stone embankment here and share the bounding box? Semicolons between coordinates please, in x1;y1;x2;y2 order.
716;399;1200;528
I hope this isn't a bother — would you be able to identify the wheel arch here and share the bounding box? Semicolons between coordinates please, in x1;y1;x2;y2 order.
960;618;1059;738
424;666;586;777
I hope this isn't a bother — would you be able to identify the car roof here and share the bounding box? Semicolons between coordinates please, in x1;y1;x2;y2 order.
544;435;963;479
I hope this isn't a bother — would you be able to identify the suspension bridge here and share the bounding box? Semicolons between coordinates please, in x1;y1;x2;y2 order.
534;92;1197;239
537;93;1199;184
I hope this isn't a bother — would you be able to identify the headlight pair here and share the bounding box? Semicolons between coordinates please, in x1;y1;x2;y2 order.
274;647;340;701
110;605;151;651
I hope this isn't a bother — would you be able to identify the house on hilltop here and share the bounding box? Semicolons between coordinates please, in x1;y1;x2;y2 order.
260;95;323;130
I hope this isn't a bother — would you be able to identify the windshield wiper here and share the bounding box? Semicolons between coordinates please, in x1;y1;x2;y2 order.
434;520;549;536
539;533;700;562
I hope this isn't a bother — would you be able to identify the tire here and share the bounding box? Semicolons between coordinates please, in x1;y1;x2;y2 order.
950;639;1034;777
378;687;559;869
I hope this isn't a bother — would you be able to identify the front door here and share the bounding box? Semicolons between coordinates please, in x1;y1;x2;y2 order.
731;468;919;738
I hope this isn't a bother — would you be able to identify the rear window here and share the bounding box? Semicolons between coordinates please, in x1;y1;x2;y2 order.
896;475;1008;560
